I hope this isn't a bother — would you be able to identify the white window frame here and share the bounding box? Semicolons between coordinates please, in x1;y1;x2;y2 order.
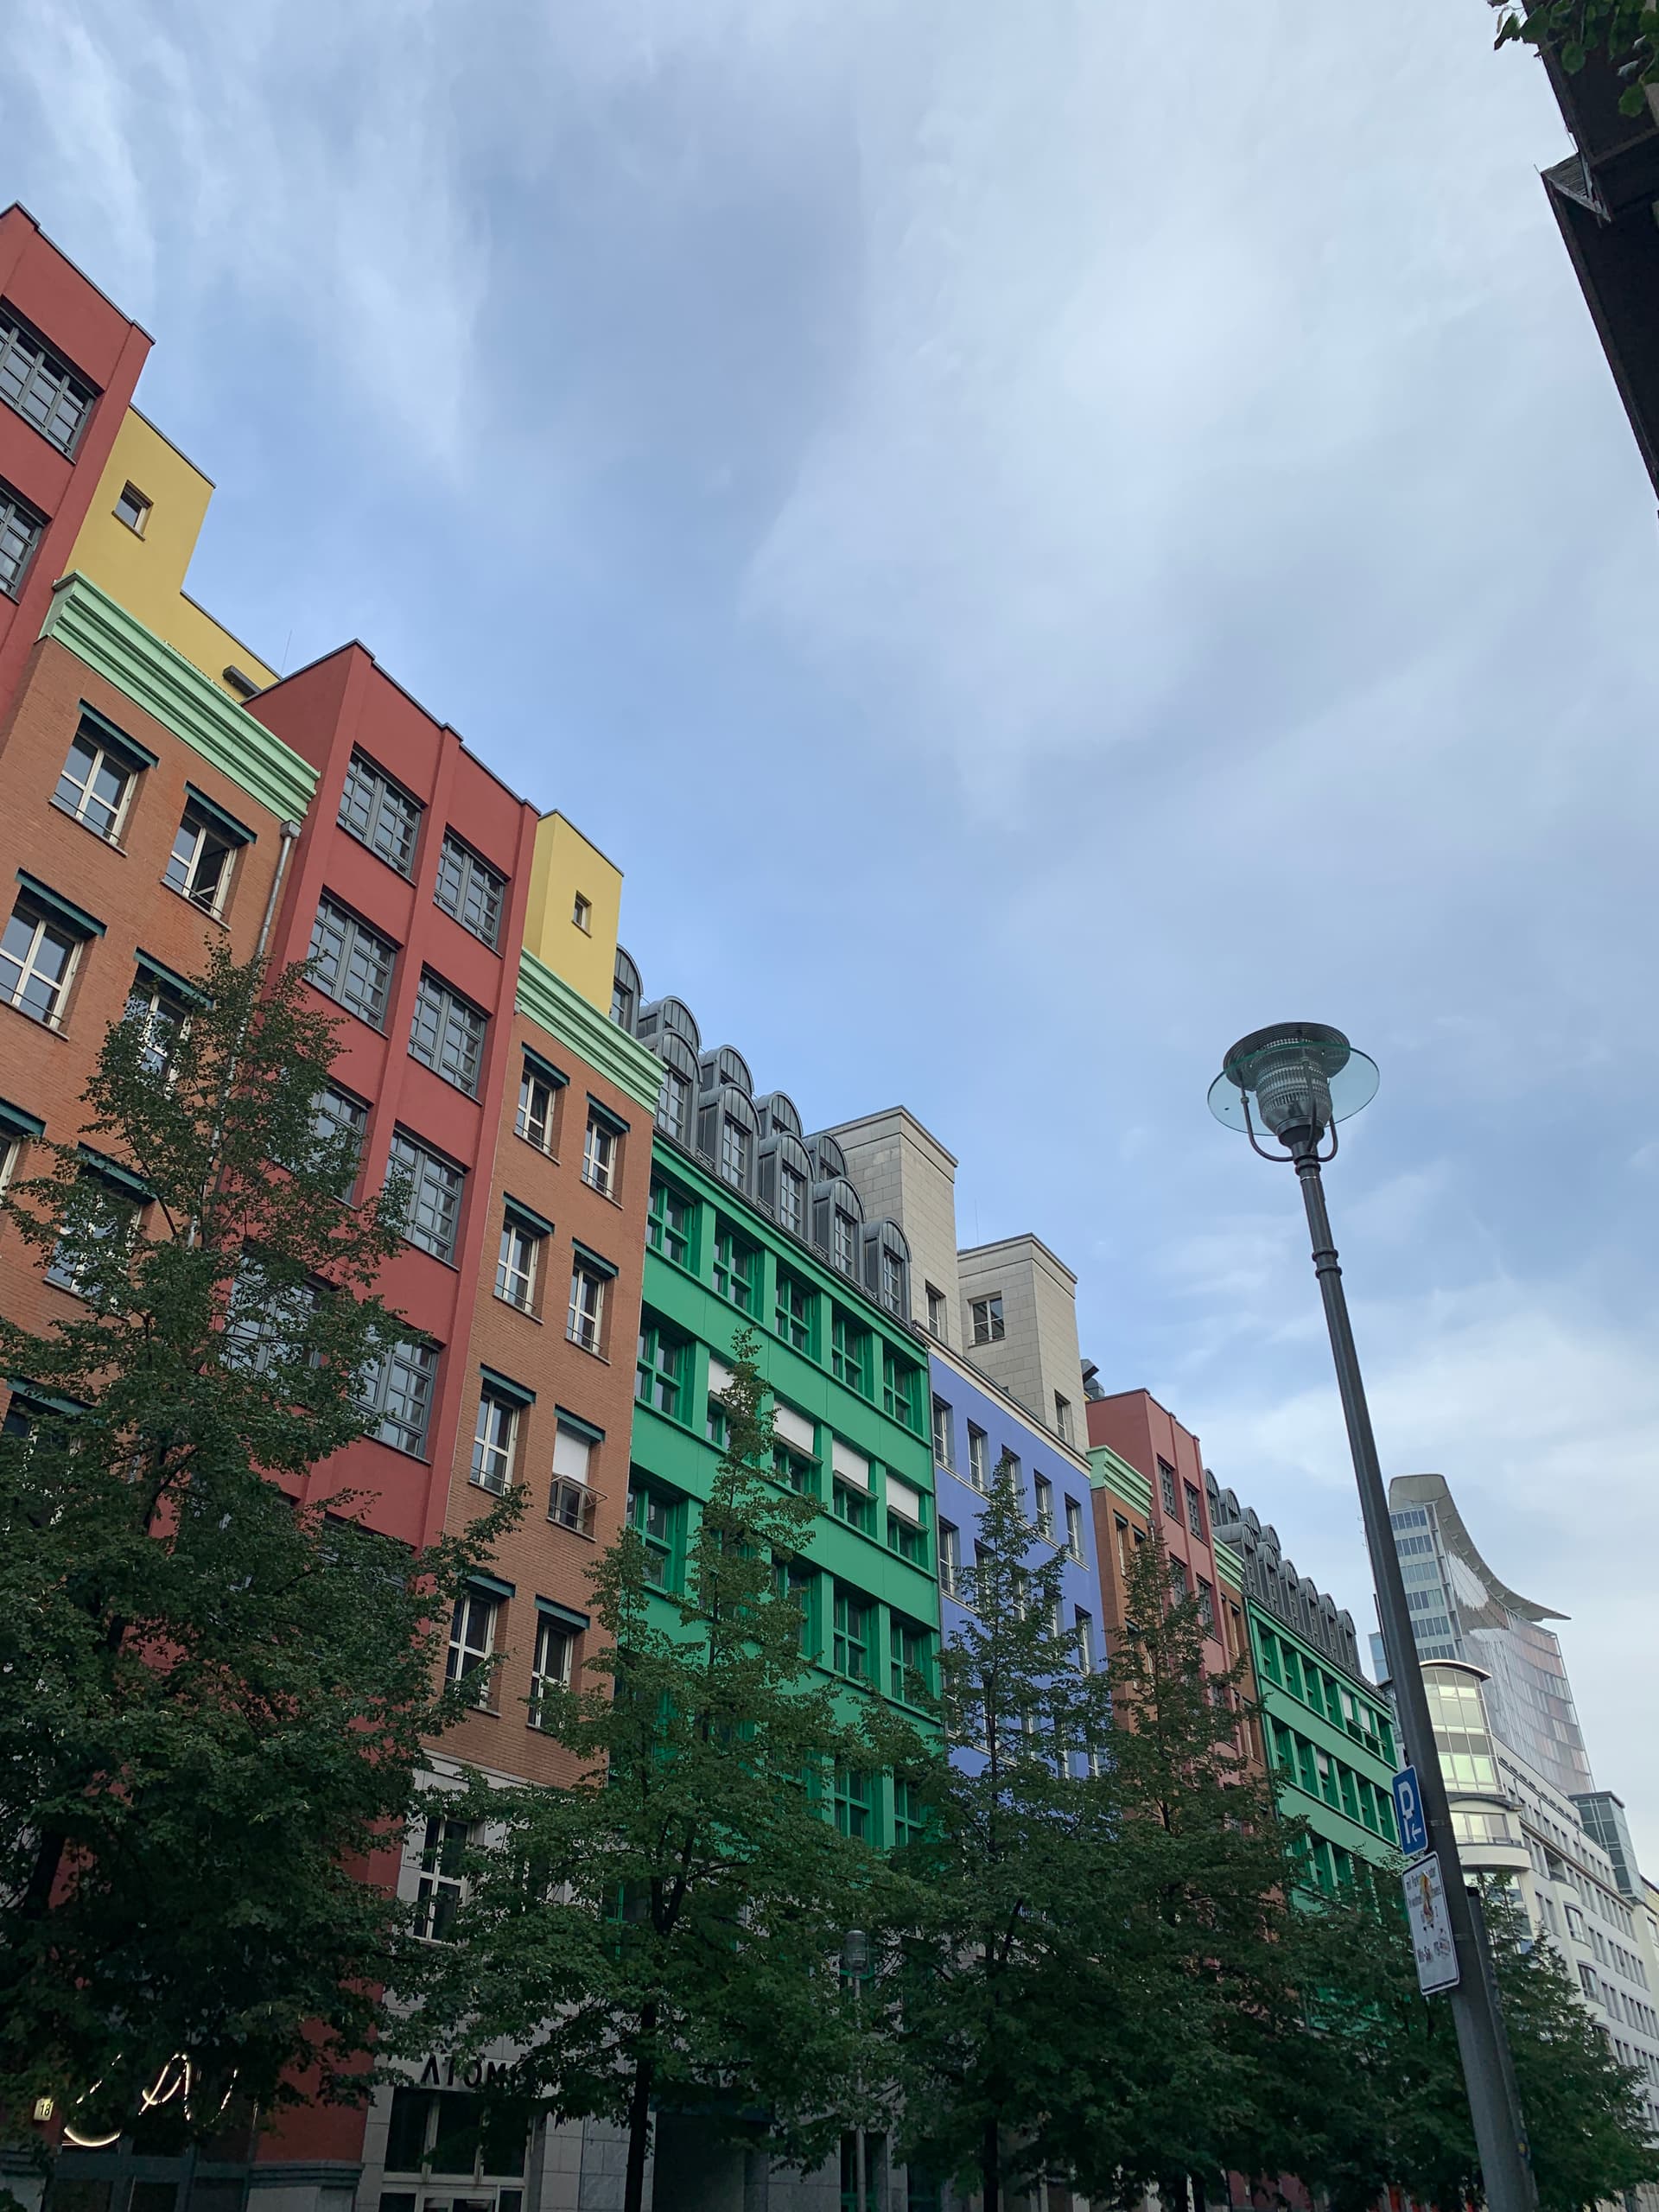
165;809;237;919
1065;1495;1085;1562
517;1064;557;1153
582;1113;618;1198
568;1261;606;1352
413;1812;471;1941
970;1294;1005;1344
550;1421;601;1538
54;730;135;842
530;1615;575;1726
496;1216;542;1311
931;1395;956;1471
471;1389;519;1495
967;1425;989;1493
0;899;82;1029
447;1587;499;1705
1033;1475;1055;1540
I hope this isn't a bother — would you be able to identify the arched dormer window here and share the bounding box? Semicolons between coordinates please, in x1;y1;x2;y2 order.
612;947;642;1033
811;1174;863;1279
699;1084;758;1192
637;995;702;1056
698;1045;753;1100
755;1090;803;1141
862;1219;910;1319
757;1128;813;1239
806;1130;846;1183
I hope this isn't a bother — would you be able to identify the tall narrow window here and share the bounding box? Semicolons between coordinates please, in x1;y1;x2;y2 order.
309;1084;367;1198
0;481;45;598
1065;1494;1085;1561
567;1259;607;1353
1053;1392;1073;1443
634;1319;684;1416
778;1163;805;1236
1158;1458;1179;1516
719;1119;751;1188
931;1395;956;1471
387;1132;463;1262
938;1520;961;1597
447;1588;499;1704
308;897;396;1027
832;1588;870;1680
657;1066;690;1144
550;1420;601;1536
582;1111;620;1198
830;1313;869;1394
471;1388;520;1495
54;725;137;842
833;1765;876;1841
1076;1608;1096;1674
409;973;486;1096
967;1425;989;1492
647;1178;691;1266
434;830;505;947
713;1224;760;1313
628;1482;679;1589
338;750;423;874
0;894;84;1029
165;804;240;919
832;1208;858;1275
125;967;191;1082
1033;1474;1055;1540
358;1338;437;1456
883;1352;918;1427
413;1815;471;1940
517;1058;560;1154
775;1269;812;1351
529;1616;575;1726
925;1283;947;1338
1185;1482;1205;1541
880;1248;904;1312
495;1211;543;1312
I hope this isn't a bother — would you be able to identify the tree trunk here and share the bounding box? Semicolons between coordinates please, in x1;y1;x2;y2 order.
982;2114;1000;2212
623;2012;657;2212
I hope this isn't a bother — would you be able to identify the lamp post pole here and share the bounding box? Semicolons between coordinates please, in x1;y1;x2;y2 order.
1291;1134;1535;2212
1208;1025;1535;2212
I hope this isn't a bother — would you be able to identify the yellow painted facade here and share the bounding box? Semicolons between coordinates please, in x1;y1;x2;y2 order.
524;811;622;1014
67;410;277;700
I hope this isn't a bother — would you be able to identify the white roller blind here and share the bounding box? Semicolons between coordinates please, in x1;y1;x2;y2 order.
552;1423;591;1482
708;1357;734;1400
772;1402;815;1452
887;1477;925;1526
832;1440;870;1491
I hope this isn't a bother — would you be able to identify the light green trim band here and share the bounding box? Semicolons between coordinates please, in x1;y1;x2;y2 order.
1088;1441;1152;1518
41;575;318;824
515;948;664;1113
1213;1536;1244;1586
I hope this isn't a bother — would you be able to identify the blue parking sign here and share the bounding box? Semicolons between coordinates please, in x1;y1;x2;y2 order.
1393;1764;1429;1859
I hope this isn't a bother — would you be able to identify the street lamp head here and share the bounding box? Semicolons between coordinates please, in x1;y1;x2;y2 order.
1208;1022;1378;1153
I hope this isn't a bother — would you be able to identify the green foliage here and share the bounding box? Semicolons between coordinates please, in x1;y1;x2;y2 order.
1495;0;1659;115
391;1331;906;2212
0;946;517;2131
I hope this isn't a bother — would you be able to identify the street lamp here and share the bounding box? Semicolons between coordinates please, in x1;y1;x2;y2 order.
842;1929;869;2212
1209;1024;1536;2212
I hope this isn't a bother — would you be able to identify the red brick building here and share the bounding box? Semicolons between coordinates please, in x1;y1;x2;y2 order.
1087;1387;1229;1677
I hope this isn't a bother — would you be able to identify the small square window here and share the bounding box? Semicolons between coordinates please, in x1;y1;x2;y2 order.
114;483;150;535
970;1294;1005;1344
571;893;592;931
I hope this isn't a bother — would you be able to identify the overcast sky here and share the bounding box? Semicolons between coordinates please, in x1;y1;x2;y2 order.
8;0;1658;1859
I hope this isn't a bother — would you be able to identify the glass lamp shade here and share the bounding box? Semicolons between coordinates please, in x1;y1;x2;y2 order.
1208;1023;1379;1140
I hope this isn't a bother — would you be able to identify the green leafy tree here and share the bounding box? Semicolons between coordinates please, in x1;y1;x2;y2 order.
0;946;515;2135
391;1331;903;2212
884;1452;1117;2212
1065;1525;1304;2211
1495;0;1659;117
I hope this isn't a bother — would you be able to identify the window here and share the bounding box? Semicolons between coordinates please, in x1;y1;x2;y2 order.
54;726;136;841
1076;1609;1096;1674
1197;1579;1217;1635
880;1248;904;1311
833;1463;875;1535
969;1294;1005;1344
893;1778;928;1851
1065;1495;1085;1561
0;310;92;454
611;972;635;1028
359;1337;437;1456
628;1480;680;1589
1033;1475;1055;1539
773;1437;818;1497
776;1269;813;1351
883;1351;919;1428
125;967;191;1081
582;1111;620;1198
434;830;504;947
931;1395;956;1471
646;1178;691;1268
832;1588;871;1681
46;1179;138;1299
938;1521;961;1597
834;1764;876;1841
634;1318;685;1417
494;1209;543;1310
1169;1556;1189;1599
308;896;396;1027
224;1262;318;1376
832;1207;858;1274
890;1618;932;1703
516;1056;562;1154
413;1815;471;1941
967;1424;989;1492
925;1282;947;1338
571;893;592;931
114;481;149;533
706;1355;733;1446
409;973;486;1096
338;749;422;874
388;1131;464;1262
778;1163;805;1237
887;1476;928;1563
0;893;86;1030
0;481;44;597
447;1587;499;1705
550;1419;601;1536
657;1065;691;1143
1158;1457;1179;1516
567;1258;607;1353
530;1615;575;1725
164;804;239;918
309;1084;368;1198
831;1313;869;1394
471;1388;520;1495
719;1118;751;1187
709;1224;757;1313
1054;1392;1073;1443
1185;1482;1205;1541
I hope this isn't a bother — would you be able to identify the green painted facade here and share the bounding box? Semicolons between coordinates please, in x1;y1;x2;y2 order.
41;572;319;822
1248;1599;1402;1890
630;1134;944;1841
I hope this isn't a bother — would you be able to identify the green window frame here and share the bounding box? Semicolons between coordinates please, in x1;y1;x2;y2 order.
832;1587;871;1681
892;1778;928;1852
830;1312;869;1395
713;1222;760;1314
647;1177;692;1266
833;1476;875;1536
773;1440;818;1498
775;1560;817;1655
833;1763;877;1842
882;1351;920;1429
775;1268;813;1352
889;1618;932;1705
635;1316;688;1421
627;1478;683;1590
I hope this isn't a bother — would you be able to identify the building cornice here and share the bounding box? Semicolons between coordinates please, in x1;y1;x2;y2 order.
931;1340;1092;1475
516;949;664;1111
41;573;317;822
1089;1440;1152;1517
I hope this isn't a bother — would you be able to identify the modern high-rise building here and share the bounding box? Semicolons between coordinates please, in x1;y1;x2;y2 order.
1379;1471;1592;1801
